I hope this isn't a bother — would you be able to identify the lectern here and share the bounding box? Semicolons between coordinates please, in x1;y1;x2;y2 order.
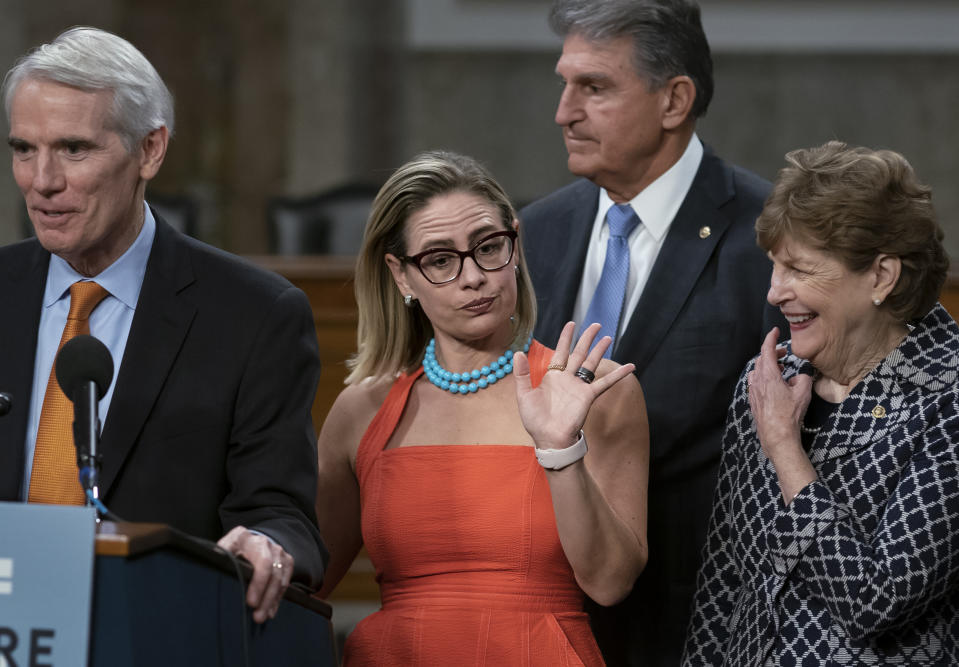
91;521;335;666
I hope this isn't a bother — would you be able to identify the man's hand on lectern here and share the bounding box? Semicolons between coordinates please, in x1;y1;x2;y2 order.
218;525;294;623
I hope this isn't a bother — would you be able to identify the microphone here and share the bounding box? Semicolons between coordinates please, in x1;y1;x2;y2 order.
55;335;114;501
0;392;11;417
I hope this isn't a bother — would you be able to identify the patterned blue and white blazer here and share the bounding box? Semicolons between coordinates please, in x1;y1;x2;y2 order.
683;303;959;666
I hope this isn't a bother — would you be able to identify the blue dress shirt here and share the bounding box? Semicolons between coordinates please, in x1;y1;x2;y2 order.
22;204;156;499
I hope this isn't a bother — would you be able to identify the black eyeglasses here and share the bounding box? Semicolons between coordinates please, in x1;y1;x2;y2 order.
403;230;518;285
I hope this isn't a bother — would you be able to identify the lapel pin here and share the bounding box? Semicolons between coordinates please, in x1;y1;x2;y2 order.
699;226;711;239
871;405;887;418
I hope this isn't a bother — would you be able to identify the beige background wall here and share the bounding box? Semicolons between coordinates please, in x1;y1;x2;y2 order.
0;1;957;258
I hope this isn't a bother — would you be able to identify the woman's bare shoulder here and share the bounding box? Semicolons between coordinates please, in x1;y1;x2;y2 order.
320;375;400;452
338;375;396;412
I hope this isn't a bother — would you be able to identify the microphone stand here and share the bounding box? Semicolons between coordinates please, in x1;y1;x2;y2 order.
72;379;103;516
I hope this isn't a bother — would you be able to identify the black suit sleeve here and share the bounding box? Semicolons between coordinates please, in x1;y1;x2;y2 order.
220;284;327;587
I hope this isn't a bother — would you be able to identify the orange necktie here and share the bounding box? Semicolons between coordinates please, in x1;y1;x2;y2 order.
28;281;111;505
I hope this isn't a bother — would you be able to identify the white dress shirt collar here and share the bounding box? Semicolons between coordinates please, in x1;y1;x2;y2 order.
44;202;157;308
573;134;705;340
597;133;704;238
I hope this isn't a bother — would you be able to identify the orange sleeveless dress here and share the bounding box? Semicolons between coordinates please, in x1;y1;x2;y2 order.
343;341;604;666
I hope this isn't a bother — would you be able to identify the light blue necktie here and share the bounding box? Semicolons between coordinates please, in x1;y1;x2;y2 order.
582;203;640;358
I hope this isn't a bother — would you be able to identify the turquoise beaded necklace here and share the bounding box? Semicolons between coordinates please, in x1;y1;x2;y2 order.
422;336;531;395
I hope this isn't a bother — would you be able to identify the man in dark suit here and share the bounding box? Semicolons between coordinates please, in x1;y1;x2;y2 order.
0;27;326;623
520;1;785;664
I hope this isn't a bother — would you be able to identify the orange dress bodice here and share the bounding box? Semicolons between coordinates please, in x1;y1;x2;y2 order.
343;341;604;666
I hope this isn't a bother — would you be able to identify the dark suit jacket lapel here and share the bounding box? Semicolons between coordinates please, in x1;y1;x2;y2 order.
0;242;49;498
531;181;598;347
615;148;735;372
99;218;197;495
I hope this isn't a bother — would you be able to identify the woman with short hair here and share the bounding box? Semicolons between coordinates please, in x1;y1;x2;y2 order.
683;140;959;666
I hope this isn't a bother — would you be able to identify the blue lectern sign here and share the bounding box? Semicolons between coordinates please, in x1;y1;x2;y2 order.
0;503;96;667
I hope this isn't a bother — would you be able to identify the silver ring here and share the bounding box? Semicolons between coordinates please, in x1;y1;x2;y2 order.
574;367;595;384
272;561;283;571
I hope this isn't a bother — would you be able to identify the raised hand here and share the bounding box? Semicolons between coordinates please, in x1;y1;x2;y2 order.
747;327;813;457
513;322;636;451
747;327;818;503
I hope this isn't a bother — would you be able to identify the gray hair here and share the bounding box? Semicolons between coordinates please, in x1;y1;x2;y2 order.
2;26;174;151
549;0;713;118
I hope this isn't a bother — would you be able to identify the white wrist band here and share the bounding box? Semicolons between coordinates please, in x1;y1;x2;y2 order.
535;431;588;470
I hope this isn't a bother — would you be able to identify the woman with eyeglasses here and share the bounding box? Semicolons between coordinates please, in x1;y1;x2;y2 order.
315;150;649;665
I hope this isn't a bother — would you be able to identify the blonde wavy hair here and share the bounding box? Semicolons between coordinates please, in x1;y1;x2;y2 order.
346;151;536;384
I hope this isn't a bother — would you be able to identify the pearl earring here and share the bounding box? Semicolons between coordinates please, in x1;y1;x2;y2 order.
873;298;882;306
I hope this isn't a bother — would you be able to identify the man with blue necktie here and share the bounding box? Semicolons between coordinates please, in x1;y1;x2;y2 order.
520;1;785;664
